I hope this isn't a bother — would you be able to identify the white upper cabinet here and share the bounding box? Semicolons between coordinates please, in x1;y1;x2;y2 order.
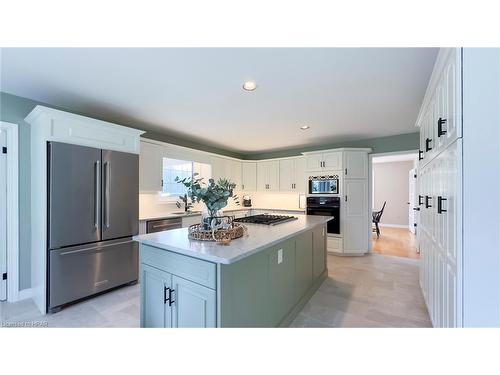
343;151;367;179
305;153;323;172
241;162;257;191
209;156;242;189
139;141;163;192
323;152;342;170
279;157;306;192
304;151;342;173
418;48;461;168
230;160;242;190
257;160;279;191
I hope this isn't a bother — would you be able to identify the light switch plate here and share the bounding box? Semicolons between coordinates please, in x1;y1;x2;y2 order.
277;249;283;264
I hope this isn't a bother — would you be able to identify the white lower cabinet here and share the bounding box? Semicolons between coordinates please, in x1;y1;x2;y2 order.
342;179;369;254
182;215;201;228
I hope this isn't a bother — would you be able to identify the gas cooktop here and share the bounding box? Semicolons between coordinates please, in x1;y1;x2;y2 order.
233;214;298;226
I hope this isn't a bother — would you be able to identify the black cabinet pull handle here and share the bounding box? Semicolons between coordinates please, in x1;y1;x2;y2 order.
168;288;175;306
345;195;348;202
438;118;447;137
425;138;433;152
425;195;432;208
345;168;348;175
164;287;171;304
419;150;424;160
418;195;423;206
413;207;420;211
437;196;447;214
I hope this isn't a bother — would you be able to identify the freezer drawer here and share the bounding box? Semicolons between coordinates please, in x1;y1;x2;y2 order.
48;238;138;311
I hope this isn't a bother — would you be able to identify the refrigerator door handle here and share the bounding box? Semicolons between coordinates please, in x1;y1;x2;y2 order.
104;161;110;229
94;160;100;230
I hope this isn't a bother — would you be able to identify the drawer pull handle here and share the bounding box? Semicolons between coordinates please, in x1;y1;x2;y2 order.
438;118;447;137
425;195;432;209
425;138;433;152
437;196;447;214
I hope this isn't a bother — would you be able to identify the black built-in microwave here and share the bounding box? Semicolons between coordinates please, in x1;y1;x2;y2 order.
308;175;339;195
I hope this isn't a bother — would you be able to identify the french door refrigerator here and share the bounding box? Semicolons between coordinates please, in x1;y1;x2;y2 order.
47;141;139;312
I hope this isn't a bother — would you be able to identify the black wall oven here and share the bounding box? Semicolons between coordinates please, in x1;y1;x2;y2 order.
306;196;340;234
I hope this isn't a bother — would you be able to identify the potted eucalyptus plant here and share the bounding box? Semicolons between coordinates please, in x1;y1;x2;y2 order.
175;174;239;230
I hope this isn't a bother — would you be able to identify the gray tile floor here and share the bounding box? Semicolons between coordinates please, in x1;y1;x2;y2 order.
1;254;431;328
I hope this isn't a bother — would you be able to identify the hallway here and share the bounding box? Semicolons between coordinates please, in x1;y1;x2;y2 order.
372;227;419;259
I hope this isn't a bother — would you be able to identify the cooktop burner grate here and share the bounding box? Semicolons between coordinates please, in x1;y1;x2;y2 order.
233;214;298;226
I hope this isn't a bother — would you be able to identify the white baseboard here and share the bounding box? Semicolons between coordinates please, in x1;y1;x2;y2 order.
18;288;33;301
378;224;409;229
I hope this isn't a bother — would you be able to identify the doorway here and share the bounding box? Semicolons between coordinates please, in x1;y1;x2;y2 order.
370;151;418;259
1;128;7;300
0;121;19;302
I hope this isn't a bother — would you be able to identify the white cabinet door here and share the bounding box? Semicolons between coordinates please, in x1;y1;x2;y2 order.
305;154;323;172
294;157;306;192
342;179;368;254
139;141;163;192
257;161;268;191
210;156;225;181
241;162;257;191
279;159;294;191
343;151;367;179
443;49;461;149
267;160;280;191
193;162;212;183
230;160;242;190
323;151;342;170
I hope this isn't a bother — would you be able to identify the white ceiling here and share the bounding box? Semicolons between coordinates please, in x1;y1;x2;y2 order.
0;48;437;154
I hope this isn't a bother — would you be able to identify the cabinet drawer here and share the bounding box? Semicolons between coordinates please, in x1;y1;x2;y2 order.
140;244;216;289
327;237;343;253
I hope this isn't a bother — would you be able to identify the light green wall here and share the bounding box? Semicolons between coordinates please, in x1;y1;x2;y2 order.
242;132;420;160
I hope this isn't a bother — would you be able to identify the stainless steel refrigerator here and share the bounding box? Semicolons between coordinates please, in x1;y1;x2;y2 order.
47;141;139;313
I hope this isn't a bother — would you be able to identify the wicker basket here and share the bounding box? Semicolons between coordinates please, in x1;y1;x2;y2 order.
188;222;247;245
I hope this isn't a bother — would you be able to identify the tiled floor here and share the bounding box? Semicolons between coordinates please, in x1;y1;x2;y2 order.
1;253;431;328
290;254;431;327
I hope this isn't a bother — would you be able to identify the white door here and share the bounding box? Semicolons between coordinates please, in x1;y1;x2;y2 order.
343;179;368;254
343;151;367;179
408;168;417;233
279;159;293;191
267;161;280;191
323;151;342;170
304;154;323;172
241;162;257;191
139;141;163;192
294;157;306;192
0;130;7;301
256;161;268;191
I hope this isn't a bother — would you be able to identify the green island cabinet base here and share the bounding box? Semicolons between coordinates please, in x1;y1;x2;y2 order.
140;224;327;328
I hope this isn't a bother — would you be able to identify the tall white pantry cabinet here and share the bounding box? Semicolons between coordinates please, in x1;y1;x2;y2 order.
416;48;500;327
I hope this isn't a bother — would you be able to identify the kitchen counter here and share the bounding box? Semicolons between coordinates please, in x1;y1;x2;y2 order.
134;214;329;264
139;207;306;221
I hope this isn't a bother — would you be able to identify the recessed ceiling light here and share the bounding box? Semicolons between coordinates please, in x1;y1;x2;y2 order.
242;81;257;91
300;125;310;130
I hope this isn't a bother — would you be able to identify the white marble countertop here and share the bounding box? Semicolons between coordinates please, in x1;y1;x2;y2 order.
139;207;306;221
133;214;330;264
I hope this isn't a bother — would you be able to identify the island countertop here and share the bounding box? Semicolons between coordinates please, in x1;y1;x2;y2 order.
133;214;331;264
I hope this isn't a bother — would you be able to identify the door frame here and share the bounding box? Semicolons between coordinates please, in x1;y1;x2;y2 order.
368;149;419;252
0;121;19;302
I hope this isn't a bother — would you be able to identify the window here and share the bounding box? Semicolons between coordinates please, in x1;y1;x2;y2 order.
161;158;193;198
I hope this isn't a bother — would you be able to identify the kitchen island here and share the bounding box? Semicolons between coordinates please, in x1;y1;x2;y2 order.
133;215;331;327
